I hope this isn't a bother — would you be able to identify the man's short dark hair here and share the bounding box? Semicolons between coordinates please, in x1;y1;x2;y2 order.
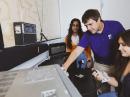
82;9;102;24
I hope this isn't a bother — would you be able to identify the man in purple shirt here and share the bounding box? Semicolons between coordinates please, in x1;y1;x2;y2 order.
63;9;125;97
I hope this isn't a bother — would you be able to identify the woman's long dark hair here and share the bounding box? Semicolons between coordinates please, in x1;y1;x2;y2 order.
66;18;83;49
115;30;130;79
114;30;130;95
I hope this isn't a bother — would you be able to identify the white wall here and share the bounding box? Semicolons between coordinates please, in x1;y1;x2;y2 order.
0;0;17;47
42;0;61;40
101;0;130;29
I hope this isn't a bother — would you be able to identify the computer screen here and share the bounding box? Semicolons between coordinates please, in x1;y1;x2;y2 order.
24;23;36;34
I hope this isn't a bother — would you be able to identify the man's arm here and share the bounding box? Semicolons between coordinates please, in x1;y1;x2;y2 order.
63;46;85;71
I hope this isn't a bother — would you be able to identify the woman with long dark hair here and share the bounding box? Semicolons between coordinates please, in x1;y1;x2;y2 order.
114;30;130;97
65;18;91;60
65;18;83;51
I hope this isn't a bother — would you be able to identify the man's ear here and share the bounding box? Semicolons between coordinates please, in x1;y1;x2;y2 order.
97;18;101;22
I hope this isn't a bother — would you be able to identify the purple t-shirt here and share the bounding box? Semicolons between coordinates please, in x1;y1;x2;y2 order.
78;20;125;65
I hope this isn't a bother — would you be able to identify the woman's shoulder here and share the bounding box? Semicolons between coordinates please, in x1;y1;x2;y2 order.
64;35;68;42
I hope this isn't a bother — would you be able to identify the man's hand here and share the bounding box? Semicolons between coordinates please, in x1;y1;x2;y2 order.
61;67;69;76
63;46;85;71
